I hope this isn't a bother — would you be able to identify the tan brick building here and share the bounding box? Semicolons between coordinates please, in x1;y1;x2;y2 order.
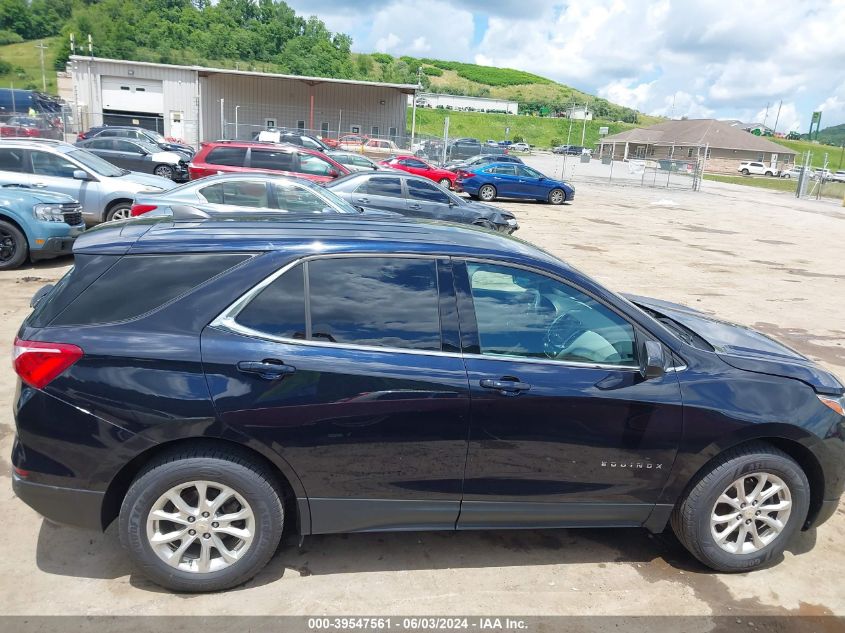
597;119;797;174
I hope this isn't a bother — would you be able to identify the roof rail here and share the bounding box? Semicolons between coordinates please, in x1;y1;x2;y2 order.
0;137;71;145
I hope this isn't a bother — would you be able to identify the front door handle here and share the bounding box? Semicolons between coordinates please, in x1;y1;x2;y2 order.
237;359;296;380
355;197;370;204
480;377;531;395
32;182;47;188
408;203;421;209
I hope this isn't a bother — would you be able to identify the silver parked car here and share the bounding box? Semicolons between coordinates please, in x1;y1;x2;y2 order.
0;139;176;223
129;172;399;218
325;150;383;172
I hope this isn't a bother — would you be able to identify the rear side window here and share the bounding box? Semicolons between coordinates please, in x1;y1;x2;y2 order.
205;147;247;167
52;254;250;326
234;257;441;351
358;176;402;197
0;148;24;171
407;180;450;204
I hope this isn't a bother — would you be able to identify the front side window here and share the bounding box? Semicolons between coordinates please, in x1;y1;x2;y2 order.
297;153;333;176
517;165;543;178
407;179;450;204
29;151;77;178
465;262;637;366
235;257;441;352
114;140;143;153
250;149;294;171
199;181;269;207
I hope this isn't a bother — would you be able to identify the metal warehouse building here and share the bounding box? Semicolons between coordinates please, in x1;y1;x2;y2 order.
69;56;417;146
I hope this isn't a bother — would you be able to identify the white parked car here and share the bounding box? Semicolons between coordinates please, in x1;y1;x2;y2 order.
737;161;777;176
511;142;531;152
812;168;833;181
829;170;845;183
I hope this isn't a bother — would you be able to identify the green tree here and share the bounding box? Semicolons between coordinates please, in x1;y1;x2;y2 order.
0;0;32;38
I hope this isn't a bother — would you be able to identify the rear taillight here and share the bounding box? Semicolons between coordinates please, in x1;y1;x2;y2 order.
130;203;158;217
77;132;87;140
456;170;471;179
13;337;83;389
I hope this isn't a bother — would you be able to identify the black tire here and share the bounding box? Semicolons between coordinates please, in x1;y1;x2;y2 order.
765;171;773;177
741;168;750;175
154;164;175;180
670;442;809;573
548;188;566;205
105;201;133;222
119;446;284;592
782;174;791;179
479;184;497;202
0;219;28;270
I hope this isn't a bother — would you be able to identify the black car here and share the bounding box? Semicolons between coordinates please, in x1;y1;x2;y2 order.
446;138;507;161
552;145;585;156
445;153;524;172
11;215;844;592
325;171;518;233
78;126;195;159
75;137;189;181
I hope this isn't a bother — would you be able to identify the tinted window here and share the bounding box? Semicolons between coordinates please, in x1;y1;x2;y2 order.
466;262;637;366
0;148;25;171
489;165;516;175
235;264;306;339
206;147;247;167
308;258;440;351
52;254;250;325
517;165;543;178
87;139;113;150
407;179;450;204
200;181;269;207
250;149;294;171
401;158;428;168
114;140;143;153
360;176;402;197
30;151;77;178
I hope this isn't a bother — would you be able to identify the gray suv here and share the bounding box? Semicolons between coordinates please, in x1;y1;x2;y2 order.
0;139;176;224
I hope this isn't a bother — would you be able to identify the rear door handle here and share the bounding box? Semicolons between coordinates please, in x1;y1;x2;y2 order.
355;197;370;204
408;203;421;209
237;359;296;380
32;182;47;188
480;378;531;395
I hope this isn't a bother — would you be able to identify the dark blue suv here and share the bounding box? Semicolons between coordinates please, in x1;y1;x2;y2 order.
11;215;845;591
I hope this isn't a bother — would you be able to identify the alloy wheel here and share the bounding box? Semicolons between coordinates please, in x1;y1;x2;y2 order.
146;480;256;573
710;472;792;555
0;228;16;263
550;190;564;204
110;206;132;221
154;165;174;179
479;185;496;201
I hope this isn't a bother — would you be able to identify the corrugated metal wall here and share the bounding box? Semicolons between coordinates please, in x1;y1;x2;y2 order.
201;73;408;141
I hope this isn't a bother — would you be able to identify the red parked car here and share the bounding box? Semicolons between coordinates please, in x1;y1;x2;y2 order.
188;141;350;183
379;155;457;189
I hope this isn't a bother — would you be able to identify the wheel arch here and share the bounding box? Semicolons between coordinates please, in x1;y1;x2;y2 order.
101;436;309;536
661;430;825;531
0;209;29;240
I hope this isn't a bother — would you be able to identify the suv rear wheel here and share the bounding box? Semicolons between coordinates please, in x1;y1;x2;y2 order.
106;201;133;222
671;442;809;572
119;447;284;592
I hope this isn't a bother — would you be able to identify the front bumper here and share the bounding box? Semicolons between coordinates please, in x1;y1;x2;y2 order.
12;472;104;529
29;227;83;261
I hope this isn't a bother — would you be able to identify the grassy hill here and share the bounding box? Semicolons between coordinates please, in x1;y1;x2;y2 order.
0;36;60;93
770;137;845;171
410;108;643;149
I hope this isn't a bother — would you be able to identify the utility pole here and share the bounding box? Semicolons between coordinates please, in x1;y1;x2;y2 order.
772;100;782;135
35;41;48;92
566;102;575;145
410;66;421;149
762;102;770;128
580;99;590;146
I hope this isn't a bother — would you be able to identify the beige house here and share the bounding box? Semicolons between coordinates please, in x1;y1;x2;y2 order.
597;119;797;174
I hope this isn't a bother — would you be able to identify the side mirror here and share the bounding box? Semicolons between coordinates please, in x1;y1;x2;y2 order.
640;340;666;380
328;169;340;178
72;169;91;181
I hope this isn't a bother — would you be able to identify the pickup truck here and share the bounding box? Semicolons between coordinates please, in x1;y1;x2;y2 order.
446;138;508;161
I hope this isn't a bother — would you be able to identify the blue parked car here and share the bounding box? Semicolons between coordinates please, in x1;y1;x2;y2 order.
0;185;84;270
10;214;845;591
458;162;575;205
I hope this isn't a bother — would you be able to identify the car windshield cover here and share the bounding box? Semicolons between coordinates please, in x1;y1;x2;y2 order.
66;148;124;176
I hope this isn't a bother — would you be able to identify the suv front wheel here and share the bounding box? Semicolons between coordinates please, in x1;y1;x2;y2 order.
671;442;809;572
119;447;284;592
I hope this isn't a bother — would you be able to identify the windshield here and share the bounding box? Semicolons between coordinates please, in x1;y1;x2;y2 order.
136;139;162;154
66;148;125;176
145;129;167;143
309;182;359;213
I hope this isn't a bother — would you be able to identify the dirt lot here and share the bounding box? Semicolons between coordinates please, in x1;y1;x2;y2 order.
0;176;843;621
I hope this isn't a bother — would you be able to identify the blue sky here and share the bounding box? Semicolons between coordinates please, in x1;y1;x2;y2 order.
286;0;845;132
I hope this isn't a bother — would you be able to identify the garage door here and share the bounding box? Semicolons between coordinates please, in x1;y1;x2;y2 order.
101;77;164;115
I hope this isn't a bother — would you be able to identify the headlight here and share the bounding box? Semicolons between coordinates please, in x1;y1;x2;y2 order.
32;203;65;222
506;217;518;226
139;185;164;193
